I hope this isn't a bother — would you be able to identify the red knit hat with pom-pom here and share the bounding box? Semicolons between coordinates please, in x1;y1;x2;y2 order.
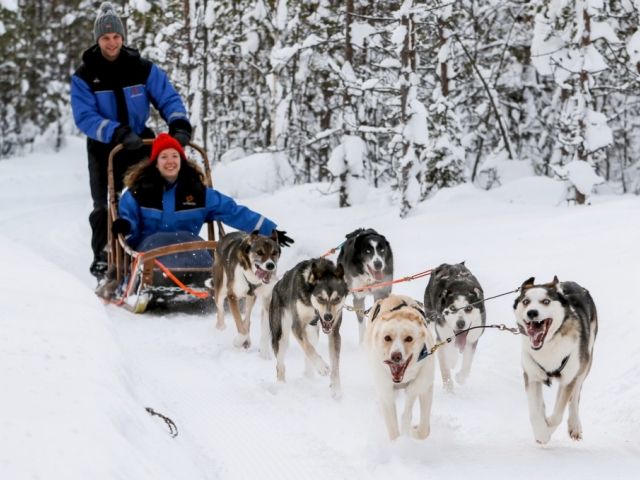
149;133;186;164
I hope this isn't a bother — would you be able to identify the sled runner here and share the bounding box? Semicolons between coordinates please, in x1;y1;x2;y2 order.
100;140;224;313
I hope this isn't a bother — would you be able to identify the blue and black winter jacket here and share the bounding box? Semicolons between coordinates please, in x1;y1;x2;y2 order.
71;45;189;144
118;165;277;249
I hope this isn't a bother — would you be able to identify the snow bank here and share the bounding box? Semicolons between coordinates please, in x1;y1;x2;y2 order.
0;236;205;480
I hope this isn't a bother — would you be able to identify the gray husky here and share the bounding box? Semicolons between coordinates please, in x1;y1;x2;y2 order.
269;258;348;398
513;276;597;444
214;231;280;355
337;228;393;342
423;262;486;390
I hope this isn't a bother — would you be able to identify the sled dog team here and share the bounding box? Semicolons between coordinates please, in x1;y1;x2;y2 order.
214;228;598;445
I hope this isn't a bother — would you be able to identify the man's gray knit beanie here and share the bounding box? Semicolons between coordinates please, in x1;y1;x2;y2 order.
94;2;125;42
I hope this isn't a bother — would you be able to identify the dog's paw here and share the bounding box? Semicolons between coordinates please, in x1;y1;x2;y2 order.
233;333;251;349
568;419;583;441
314;359;330;376
569;428;582;441
533;426;552;445
442;378;454;393
330;383;342;400
411;425;430;440
215;321;227;331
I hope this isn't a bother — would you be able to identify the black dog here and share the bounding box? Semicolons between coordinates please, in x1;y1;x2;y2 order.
423;262;486;390
337;228;394;342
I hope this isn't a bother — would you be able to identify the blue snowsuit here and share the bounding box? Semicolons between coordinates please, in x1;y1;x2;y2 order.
118;165;276;257
71;44;191;259
71;45;189;144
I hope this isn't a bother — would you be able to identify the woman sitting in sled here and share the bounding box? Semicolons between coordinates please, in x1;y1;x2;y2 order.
113;133;293;269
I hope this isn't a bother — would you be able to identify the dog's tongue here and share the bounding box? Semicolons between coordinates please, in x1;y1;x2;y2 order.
368;266;384;281
455;330;468;352
385;355;412;383
527;320;549;348
255;267;271;283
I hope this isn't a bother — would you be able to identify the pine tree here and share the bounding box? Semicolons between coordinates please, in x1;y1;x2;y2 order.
532;0;615;203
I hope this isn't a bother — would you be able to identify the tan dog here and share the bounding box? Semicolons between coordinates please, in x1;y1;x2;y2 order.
365;294;436;441
214;231;280;355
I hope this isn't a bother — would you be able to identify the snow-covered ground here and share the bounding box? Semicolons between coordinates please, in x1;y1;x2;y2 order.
1;137;639;479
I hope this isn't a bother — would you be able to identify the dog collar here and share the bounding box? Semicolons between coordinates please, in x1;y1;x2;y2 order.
242;274;261;296
417;343;430;362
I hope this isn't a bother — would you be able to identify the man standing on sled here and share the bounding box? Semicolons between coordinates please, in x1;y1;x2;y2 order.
70;2;192;281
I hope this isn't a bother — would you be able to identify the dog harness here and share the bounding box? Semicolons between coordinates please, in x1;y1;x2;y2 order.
242;274;261;296
533;354;570;386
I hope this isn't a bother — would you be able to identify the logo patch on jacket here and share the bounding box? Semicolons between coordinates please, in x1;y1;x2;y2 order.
182;195;197;206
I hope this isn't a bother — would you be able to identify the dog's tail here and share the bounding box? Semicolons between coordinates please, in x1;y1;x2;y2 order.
269;293;283;355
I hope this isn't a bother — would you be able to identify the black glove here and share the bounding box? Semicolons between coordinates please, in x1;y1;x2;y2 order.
274;230;294;247
112;218;131;236
169;119;192;147
113;125;143;151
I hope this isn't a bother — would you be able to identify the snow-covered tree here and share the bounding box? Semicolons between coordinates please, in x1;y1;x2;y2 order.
532;0;616;203
421;2;466;198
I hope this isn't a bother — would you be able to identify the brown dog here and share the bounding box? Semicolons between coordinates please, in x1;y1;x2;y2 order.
365;294;436;440
214;231;280;355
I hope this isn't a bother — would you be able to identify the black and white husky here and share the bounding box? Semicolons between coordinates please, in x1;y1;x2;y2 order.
269;258;348;398
513;276;598;444
214;231;280;355
337;228;393;342
423;262;486;390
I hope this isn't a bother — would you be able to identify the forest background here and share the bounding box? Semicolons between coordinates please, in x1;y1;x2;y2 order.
1;0;639;214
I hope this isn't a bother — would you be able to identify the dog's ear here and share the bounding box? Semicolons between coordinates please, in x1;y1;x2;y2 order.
345;228;364;241
552;275;559;286
473;287;483;301
461;260;466;266
308;261;320;285
240;235;253;254
369;302;381;323
437;288;450;311
556;292;569;306
270;230;278;242
334;263;344;279
521;277;535;290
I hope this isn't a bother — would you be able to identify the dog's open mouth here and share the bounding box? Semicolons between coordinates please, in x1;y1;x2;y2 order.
525;318;552;349
254;265;272;284
320;318;334;334
367;265;384;281
454;330;468;353
384;354;413;383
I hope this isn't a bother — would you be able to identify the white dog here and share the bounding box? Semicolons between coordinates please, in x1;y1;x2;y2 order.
365;294;436;440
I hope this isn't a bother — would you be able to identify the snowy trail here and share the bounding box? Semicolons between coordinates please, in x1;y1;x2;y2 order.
2;140;639;479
